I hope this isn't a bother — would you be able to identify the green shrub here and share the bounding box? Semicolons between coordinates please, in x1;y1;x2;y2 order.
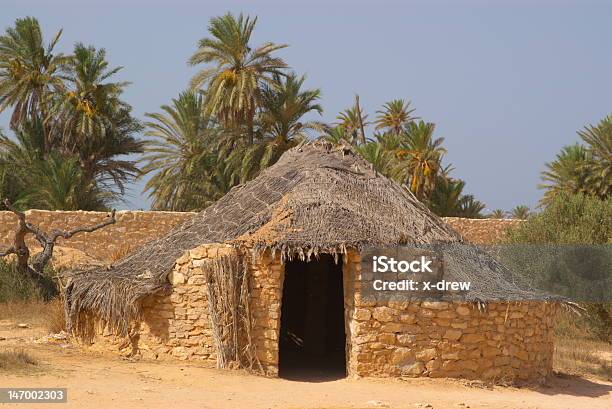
504;193;612;342
506;192;610;245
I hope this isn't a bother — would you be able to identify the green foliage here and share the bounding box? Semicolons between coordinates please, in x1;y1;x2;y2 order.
335;97;369;145
541;115;612;205
326;100;486;218
428;177;485;218
488;209;506;219
0;16;68;134
144;69;324;210
0;121;112;210
505;193;612;341
506;193;610;245
509;205;530;220
189;12;287;141
0;17;143;210
141;90;227;211
375;99;416;135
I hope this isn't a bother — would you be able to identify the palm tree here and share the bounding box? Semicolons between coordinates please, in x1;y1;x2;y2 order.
323;126;352;146
51;44;128;149
189;12;287;143
396;121;446;201
258;74;323;142
539;144;590;206
578;116;612;199
510;205;530;219
13;153;111;211
0;17;69;150
428;177;465;216
375;99;416;134
238;74;323;181
0;121;112;210
336;95;369;145
355;141;396;175
141;91;227;211
488;209;506;219
50;44;143;194
457;195;486;218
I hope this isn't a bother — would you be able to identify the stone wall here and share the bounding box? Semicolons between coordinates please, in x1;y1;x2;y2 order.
93;244;285;376
0;210;194;262
444;217;523;245
93;247;555;383
344;250;556;382
1;211;517;265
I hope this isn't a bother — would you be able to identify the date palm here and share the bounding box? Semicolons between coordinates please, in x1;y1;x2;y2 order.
14;153;112;211
141;90;227;211
50;44;143;194
510;205;530;219
578;116;612;199
488;209;506;219
396;121;446;201
336;95;369;145
355;141;396;175
539;144;590;206
51;44;128;150
428;176;464;217
323;126;352;146
0;17;69;150
189;12;287;143
0;121;112;210
238;74;323;182
375;99;416;134
457;195;486;218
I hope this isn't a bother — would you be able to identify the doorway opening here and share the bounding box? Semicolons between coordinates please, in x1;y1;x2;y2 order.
278;254;346;381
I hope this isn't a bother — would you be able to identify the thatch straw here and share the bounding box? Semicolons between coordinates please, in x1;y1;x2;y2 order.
64;141;546;338
204;252;262;372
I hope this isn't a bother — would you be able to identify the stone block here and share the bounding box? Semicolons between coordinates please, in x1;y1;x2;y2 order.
416;348;437;362
169;271;185;285
461;333;485;343
456;306;471;316
373;307;396;322
443;329;462;341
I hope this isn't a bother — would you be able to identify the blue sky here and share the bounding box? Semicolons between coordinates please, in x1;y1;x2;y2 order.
2;0;611;211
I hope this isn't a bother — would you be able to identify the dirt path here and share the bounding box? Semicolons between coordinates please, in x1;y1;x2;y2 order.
0;324;610;409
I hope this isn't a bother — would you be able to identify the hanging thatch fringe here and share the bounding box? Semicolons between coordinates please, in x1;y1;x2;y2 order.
204;252;263;373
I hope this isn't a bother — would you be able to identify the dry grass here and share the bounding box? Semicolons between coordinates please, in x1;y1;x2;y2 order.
0;298;65;333
0;349;38;372
554;337;612;381
46;298;66;334
109;245;134;263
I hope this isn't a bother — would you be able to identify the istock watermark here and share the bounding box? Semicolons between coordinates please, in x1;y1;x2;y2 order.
359;244;611;302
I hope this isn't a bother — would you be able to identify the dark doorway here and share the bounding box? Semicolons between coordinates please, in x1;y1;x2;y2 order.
279;254;346;381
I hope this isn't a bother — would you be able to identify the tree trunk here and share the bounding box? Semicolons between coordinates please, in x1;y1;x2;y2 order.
0;199;116;299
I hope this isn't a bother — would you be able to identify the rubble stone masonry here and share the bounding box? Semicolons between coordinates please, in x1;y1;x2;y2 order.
343;250;555;382
94;246;555;382
14;210;550;381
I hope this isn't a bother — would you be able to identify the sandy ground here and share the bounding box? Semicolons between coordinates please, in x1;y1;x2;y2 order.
0;321;610;409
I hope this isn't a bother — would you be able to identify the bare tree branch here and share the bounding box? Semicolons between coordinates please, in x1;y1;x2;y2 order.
2;199;117;299
49;209;117;241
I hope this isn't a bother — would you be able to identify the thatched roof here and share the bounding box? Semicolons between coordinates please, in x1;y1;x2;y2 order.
65;141;546;336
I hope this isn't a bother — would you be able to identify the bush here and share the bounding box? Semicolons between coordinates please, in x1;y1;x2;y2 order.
504;193;612;342
506;192;610;245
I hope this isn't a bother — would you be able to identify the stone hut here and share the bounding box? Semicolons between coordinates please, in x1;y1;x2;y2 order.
66;142;556;382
